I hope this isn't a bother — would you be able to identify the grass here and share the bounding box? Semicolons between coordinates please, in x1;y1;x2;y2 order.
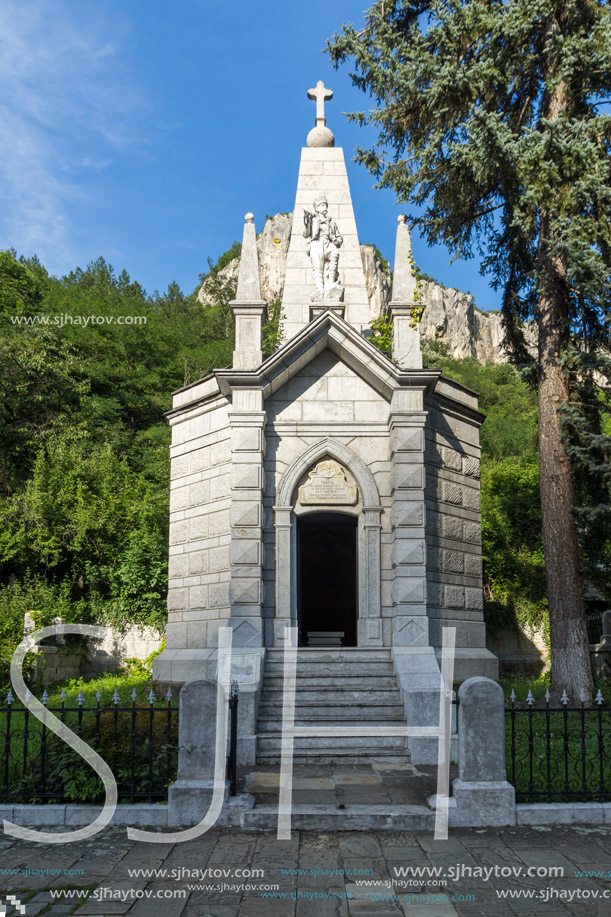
499;672;552;703
0;668;178;805
499;674;611;801
2;663;176;709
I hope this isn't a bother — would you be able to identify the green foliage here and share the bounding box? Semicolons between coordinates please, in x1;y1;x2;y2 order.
0;579;78;682
422;351;546;637
262;300;285;358
558;345;611;606
422;351;539;460
327;1;611;346
370;315;394;355
417;272;446;290
9;682;179;803
481;457;548;639
0;250;236;664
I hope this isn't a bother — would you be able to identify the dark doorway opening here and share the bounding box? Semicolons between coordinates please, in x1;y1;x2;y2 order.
297;512;358;647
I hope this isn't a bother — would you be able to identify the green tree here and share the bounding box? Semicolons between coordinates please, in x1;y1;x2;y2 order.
0;249;238;661
328;0;611;696
0;252;87;492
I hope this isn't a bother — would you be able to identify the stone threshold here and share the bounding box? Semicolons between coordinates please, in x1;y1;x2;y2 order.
242;803;434;831
2;799;608;830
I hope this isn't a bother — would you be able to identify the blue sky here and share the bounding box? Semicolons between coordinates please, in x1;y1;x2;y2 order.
0;0;501;309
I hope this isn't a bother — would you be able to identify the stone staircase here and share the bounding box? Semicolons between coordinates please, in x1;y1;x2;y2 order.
256;647;410;764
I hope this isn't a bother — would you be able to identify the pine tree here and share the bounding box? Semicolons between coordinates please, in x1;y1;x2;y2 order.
328;0;611;696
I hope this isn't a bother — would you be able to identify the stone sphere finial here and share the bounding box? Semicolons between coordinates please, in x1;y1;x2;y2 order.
245;213;255;223
398;214;407;224
307;125;335;148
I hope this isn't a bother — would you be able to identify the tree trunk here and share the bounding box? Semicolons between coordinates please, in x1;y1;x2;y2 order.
537;212;593;699
536;12;593;699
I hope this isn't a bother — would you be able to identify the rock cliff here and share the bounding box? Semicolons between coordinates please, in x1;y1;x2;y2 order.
199;212;535;364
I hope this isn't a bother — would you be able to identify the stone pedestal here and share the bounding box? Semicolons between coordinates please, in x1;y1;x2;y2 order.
168;679;230;827
450;676;515;827
390;304;423;369
310;302;345;321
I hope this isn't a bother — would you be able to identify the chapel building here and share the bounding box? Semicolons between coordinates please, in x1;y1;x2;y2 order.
153;83;498;765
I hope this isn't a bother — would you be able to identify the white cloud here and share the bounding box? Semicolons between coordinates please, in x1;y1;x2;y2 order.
0;0;147;272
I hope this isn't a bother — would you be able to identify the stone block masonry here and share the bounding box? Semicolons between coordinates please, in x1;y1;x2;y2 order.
155;397;233;684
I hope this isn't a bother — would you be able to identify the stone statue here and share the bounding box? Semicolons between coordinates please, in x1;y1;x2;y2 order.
303;195;344;302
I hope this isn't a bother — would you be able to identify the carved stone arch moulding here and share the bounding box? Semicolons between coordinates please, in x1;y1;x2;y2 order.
273;438;384;647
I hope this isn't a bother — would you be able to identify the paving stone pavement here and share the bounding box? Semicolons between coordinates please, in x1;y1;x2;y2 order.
1;824;611;916
237;762;442;808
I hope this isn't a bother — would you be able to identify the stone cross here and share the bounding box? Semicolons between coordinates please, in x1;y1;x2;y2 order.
307;80;333;126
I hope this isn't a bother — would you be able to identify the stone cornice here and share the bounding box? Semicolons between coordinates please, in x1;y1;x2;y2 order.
167;311;484;424
215;310;440;401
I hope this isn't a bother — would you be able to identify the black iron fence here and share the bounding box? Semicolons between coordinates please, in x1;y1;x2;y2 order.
227;684;239;797
1;686;179;805
1;682;241;806
506;688;611;803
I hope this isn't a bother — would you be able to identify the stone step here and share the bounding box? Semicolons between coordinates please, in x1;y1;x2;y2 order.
241;804;433;831
256;749;412;764
265;662;395;675
257;734;408;752
258;703;406;719
257;756;412;765
263;675;398;689
257;717;406;731
265;649;392;662
261;688;402;704
257;647;409;766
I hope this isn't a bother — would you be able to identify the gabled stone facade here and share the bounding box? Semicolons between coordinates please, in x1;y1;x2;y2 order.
154;84;498;764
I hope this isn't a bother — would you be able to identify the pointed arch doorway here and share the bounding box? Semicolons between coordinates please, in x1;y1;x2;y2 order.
273;438;384;648
297;512;358;647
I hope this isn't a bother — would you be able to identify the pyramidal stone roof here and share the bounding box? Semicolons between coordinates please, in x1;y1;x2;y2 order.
281;81;371;341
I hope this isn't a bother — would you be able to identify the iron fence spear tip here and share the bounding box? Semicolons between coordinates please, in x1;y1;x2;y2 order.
561;690;569;705
6;689;14;705
527;689;534;705
41;689;49;705
131;688;137;701
596;689;604;705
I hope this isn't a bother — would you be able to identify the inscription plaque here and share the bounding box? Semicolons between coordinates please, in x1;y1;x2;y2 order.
298;460;358;506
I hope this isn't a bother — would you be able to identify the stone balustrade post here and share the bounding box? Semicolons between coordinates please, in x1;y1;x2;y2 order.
452;676;516;826
168;679;229;826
